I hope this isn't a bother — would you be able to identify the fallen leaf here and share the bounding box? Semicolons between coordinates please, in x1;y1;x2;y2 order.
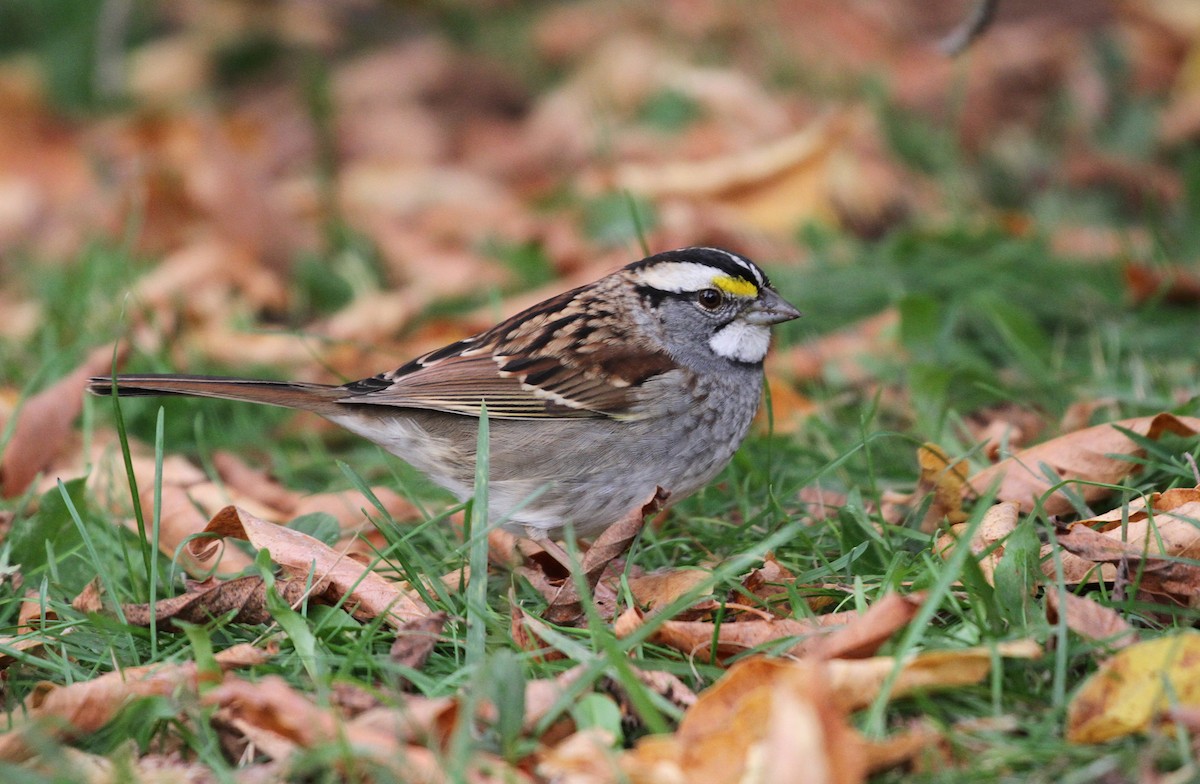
205;674;339;757
671;656;865;784
544;488;664;624
121;575;311;631
935;502;1020;586
968;413;1200;515
1048;499;1200;601
189;506;428;628
809;593;925;660
143;485;254;576
70;578;104;614
0;644;271;762
1067;632;1200;743
538;728;622;783
917;442;970;529
626;568;713;612
1044;589;1137;649
2;344;123;498
389;611;449;684
826;640;1043;712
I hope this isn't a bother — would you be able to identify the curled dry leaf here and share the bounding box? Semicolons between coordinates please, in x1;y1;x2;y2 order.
1;343;123;498
826;639;1043;712
389;611;449;685
1044;589;1136;649
808;592;925;661
916;442;970;530
626;568;714;613
935;502;1020;586
543;488;665;624
121;574;311;631
968;413;1200;516
206;674;339;756
1048;494;1200;603
1067;632;1200;743
144;484;254;576
70;578;104;614
622;656;865;784
0;644;270;763
631;592;921;663
189;506;428;628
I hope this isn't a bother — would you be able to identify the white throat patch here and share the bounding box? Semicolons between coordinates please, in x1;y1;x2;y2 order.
709;321;771;363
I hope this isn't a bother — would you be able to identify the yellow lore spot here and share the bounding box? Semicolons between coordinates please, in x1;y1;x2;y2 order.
713;275;759;298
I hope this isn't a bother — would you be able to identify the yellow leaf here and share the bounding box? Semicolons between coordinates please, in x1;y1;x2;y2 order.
1067;632;1200;743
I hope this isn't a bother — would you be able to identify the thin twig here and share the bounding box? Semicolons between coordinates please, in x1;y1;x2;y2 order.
939;0;1000;56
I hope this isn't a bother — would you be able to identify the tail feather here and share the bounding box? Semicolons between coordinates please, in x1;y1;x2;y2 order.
87;374;345;415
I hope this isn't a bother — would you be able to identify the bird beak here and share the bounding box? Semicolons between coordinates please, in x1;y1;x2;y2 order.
745;288;802;325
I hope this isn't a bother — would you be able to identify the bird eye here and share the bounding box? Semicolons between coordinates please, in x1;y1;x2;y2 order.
697;288;724;310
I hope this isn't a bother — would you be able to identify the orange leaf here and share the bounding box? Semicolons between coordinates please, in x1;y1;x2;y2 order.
969;413;1200;515
189;506;428;628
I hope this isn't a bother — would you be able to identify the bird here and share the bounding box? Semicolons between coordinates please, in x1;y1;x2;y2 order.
88;247;801;545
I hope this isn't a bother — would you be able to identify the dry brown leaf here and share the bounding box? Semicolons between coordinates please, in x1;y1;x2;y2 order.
70;578;104;615
808;593;925;661
1047;504;1200;603
205;674;338;756
826;640;1043;712
1044;589;1137;649
740;555;797;608
389;611;449;681
544;488;664;624
538;728;622;784
348;696;459;749
1067;632;1200;743
0;644;270;762
626;568;713;612
521;666;590;734
636;592;922;663
935;502;1020;586
144;484;254;576
189;506;428;628
668;656;866;784
917;442;970;529
121;575;314;631
968;413;1200;515
2;344;123;498
642;616;830;662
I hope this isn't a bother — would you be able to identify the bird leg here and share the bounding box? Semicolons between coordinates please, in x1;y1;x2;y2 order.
540;488;668;625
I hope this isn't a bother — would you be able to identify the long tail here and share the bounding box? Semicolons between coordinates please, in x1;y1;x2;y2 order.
87;374;346;415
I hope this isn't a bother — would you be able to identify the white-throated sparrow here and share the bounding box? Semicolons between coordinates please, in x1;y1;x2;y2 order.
88;247;800;540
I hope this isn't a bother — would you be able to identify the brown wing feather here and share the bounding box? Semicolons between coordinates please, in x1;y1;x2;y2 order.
337;278;675;420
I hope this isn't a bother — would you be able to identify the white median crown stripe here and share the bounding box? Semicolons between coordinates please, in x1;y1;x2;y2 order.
634;261;758;296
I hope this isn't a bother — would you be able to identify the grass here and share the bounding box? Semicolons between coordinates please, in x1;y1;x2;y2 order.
4;6;1200;781
4;211;1200;781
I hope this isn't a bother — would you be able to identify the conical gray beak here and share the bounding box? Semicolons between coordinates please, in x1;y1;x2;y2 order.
745;287;802;325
